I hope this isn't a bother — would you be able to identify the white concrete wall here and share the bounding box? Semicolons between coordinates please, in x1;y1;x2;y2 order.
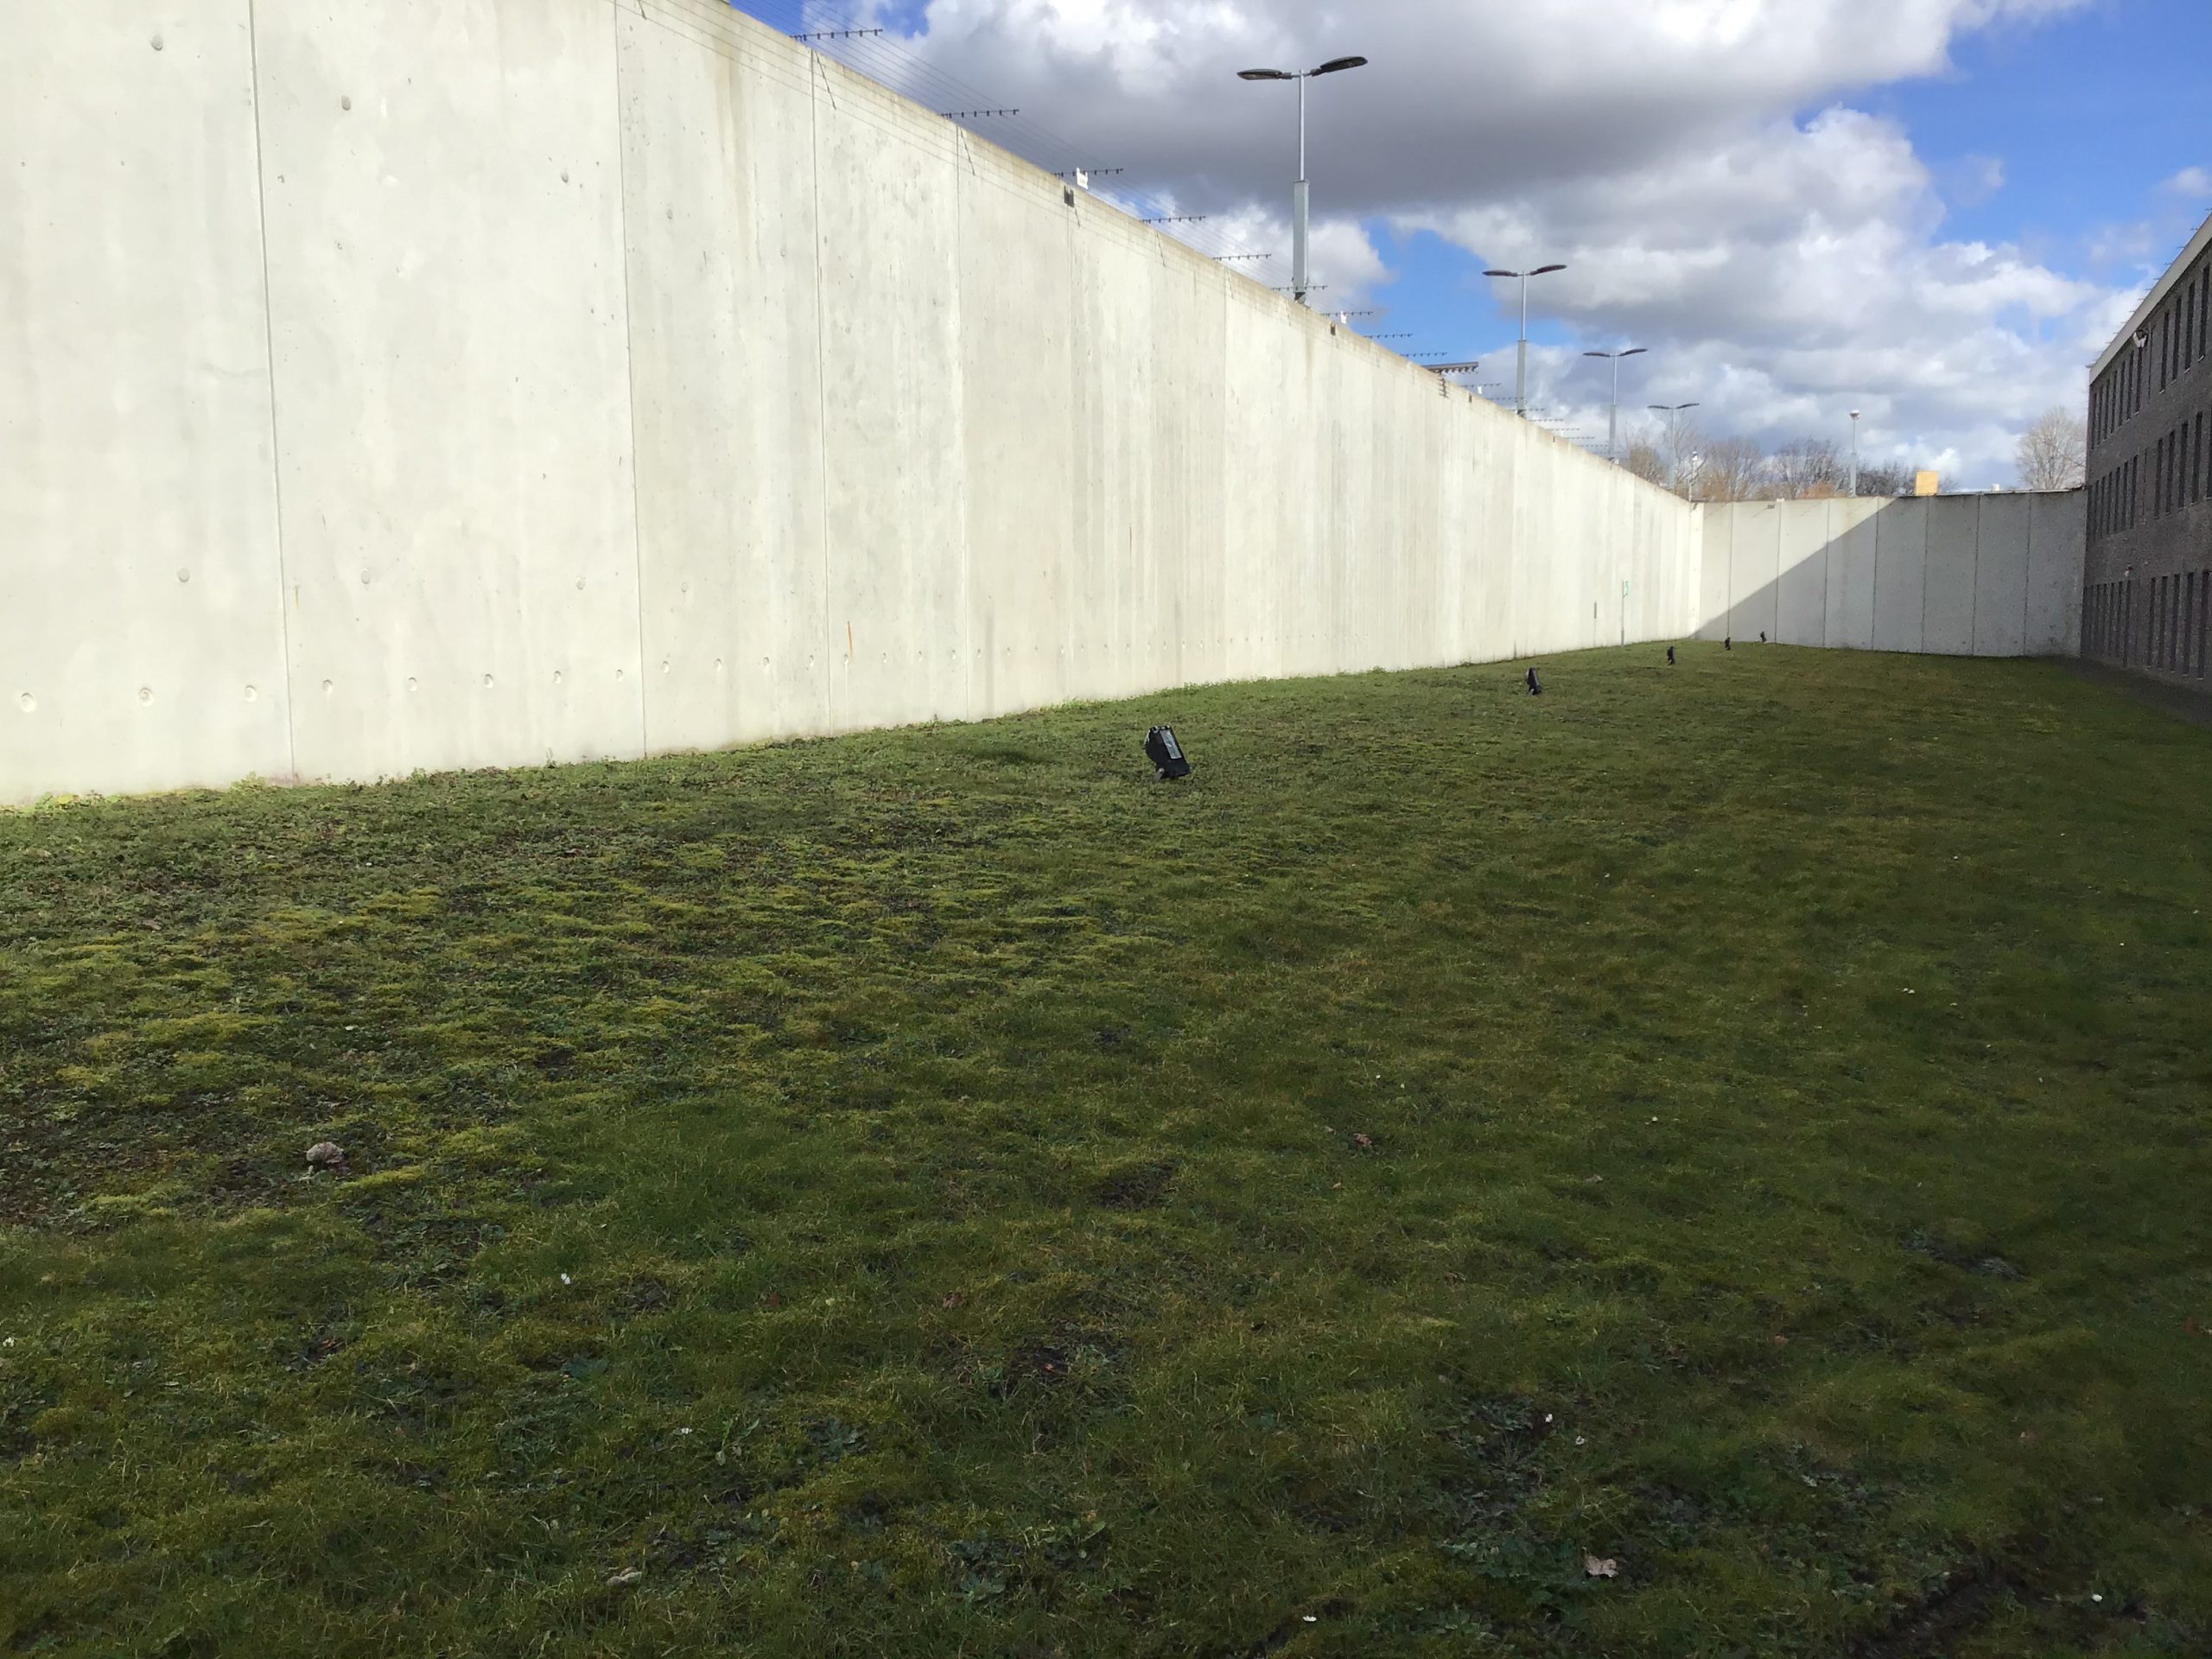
1;3;294;798
1695;493;2084;658
4;0;1701;805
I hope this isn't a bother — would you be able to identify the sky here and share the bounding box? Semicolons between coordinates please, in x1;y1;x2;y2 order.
731;0;2212;488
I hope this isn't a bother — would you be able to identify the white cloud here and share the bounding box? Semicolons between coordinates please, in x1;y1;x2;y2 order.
831;0;2121;484
2161;166;2212;200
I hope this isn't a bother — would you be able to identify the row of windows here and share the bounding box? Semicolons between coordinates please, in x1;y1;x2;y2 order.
2152;411;2209;521
2090;456;2136;538
2094;346;2145;444
2088;414;2211;539
2160;268;2209;393
2091;251;2212;447
2084;571;2212;678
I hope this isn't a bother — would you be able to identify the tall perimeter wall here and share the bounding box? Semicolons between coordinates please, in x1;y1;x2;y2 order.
1;0;1700;806
1696;495;2083;657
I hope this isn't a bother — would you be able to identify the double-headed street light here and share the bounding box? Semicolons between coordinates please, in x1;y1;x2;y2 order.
1237;55;1369;305
1482;264;1567;416
1581;346;1647;464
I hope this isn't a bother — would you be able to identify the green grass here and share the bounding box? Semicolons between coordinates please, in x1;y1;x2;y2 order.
3;644;2209;1658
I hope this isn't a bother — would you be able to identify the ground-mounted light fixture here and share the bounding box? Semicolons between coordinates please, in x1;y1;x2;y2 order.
1145;727;1192;780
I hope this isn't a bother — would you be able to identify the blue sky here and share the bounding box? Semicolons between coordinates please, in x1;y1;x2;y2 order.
731;0;2209;486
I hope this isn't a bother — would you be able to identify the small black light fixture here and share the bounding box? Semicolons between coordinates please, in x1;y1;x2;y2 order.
1144;726;1192;781
1525;667;1543;696
1667;645;1676;665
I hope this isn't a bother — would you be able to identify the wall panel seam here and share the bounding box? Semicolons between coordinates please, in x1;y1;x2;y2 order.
245;0;299;784
613;0;652;760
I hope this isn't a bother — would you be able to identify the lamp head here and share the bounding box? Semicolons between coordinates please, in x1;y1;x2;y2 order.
1311;55;1369;75
1237;67;1295;80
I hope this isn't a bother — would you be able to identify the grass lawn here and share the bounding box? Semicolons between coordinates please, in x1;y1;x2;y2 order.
3;644;2209;1657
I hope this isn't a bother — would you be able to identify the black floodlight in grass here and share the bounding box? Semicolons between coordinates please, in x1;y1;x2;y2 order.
1145;727;1192;781
1525;667;1543;696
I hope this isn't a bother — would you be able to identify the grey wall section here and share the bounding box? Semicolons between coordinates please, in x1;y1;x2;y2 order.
4;0;1700;805
1695;494;2084;658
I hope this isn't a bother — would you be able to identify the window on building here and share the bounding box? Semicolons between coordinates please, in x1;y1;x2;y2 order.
2200;570;2210;678
2189;573;2199;676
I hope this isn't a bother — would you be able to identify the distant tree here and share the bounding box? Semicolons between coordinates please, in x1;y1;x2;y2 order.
1764;437;1846;499
1646;410;1705;497
2015;406;2087;491
1696;435;1768;502
1622;431;1670;488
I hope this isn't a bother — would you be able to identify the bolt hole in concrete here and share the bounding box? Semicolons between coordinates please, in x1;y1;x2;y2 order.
321;680;334;696
151;35;162;51
137;687;153;705
553;671;564;685
406;677;418;693
482;674;494;690
16;694;34;715
342;96;352;111
244;685;258;702
176;569;190;583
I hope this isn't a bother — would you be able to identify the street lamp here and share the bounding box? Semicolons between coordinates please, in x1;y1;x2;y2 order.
1582;347;1647;463
1482;264;1567;416
1848;409;1861;498
1237;55;1369;306
1649;402;1700;493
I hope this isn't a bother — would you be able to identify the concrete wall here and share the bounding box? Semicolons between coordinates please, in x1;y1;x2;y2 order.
4;0;1700;806
1695;494;2083;658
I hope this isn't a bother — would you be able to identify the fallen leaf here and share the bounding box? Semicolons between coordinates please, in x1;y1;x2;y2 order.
1352;1134;1374;1151
942;1293;965;1309
1584;1555;1619;1579
606;1568;644;1588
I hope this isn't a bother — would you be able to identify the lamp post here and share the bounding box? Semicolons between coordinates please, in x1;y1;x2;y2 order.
1582;346;1647;463
1848;409;1861;498
1237;55;1369;306
1649;402;1700;493
1482;264;1567;416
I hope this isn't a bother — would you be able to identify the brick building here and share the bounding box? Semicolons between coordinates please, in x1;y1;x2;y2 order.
2082;213;2212;683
